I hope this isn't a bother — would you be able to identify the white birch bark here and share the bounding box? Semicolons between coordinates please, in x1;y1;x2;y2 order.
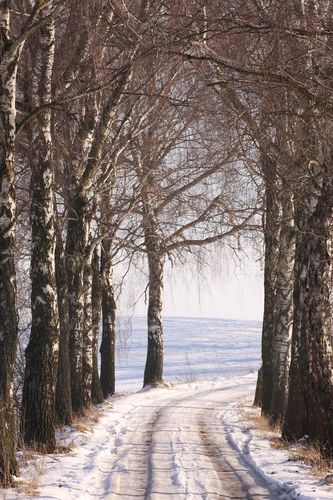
91;245;103;404
22;5;59;452
100;238;117;397
65;66;132;412
141;179;165;386
283;162;333;452
83;246;93;407
55;229;72;424
0;3;21;484
270;187;295;424
66;186;90;414
259;155;280;415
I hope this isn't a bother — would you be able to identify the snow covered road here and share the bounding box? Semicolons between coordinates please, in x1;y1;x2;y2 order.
6;320;333;499
21;375;290;500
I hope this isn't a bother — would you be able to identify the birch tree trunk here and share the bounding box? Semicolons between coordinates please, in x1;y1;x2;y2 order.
0;6;19;483
66;188;90;414
92;246;103;404
22;12;59;452
269;187;295;424
82;247;93;407
282;165;333;453
258;156;280;416
143;240;165;386
100;238;116;398
64;66;131;410
55;230;72;425
142;182;165;386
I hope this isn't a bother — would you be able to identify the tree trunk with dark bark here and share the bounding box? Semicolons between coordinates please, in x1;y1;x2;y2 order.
0;96;18;482
65;188;90;415
82;248;93;407
259;156;280;416
143;240;165;386
137;159;165;387
91;246;104;404
282;164;333;455
269;186;295;425
100;238;117;398
253;367;262;407
22;11;59;452
55;230;72;425
61;42;132;409
0;4;20;486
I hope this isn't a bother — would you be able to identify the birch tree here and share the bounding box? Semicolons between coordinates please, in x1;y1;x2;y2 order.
0;2;19;482
55;227;72;424
100;237;117;397
21;3;60;452
0;0;61;482
197;0;333;451
58;0;160;412
125;71;259;386
55;0;193;405
91;246;104;404
282;153;333;451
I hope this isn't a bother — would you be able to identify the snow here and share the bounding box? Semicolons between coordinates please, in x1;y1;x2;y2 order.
223;397;333;499
4;317;333;499
115;316;261;390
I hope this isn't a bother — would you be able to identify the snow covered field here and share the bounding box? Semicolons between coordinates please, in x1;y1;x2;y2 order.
4;317;333;499
115;316;262;390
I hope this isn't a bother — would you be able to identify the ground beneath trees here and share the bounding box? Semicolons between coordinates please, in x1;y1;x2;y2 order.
4;319;333;499
6;373;333;499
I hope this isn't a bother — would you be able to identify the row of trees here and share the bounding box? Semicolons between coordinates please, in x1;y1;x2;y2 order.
191;0;333;455
0;0;257;487
2;0;333;489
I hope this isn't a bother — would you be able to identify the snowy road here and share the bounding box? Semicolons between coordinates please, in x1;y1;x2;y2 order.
6;320;330;499
103;383;281;499
29;375;290;500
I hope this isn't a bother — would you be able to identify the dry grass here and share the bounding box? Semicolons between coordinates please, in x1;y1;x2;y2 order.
0;404;105;497
289;444;333;475
250;417;333;476
13;437;71;496
268;427;333;476
243;409;281;435
72;417;92;433
15;477;40;497
72;404;103;432
55;444;73;454
241;406;333;478
270;436;289;450
14;459;44;497
85;405;102;423
21;447;38;463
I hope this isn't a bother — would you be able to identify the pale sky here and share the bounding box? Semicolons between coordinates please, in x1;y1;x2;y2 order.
163;262;263;321
117;251;264;322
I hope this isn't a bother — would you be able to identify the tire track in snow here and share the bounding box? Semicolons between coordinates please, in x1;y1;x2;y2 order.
198;420;242;498
143;385;249;499
197;388;292;499
106;405;162;498
144;410;160;500
198;417;272;499
58;380;287;499
144;385;284;499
